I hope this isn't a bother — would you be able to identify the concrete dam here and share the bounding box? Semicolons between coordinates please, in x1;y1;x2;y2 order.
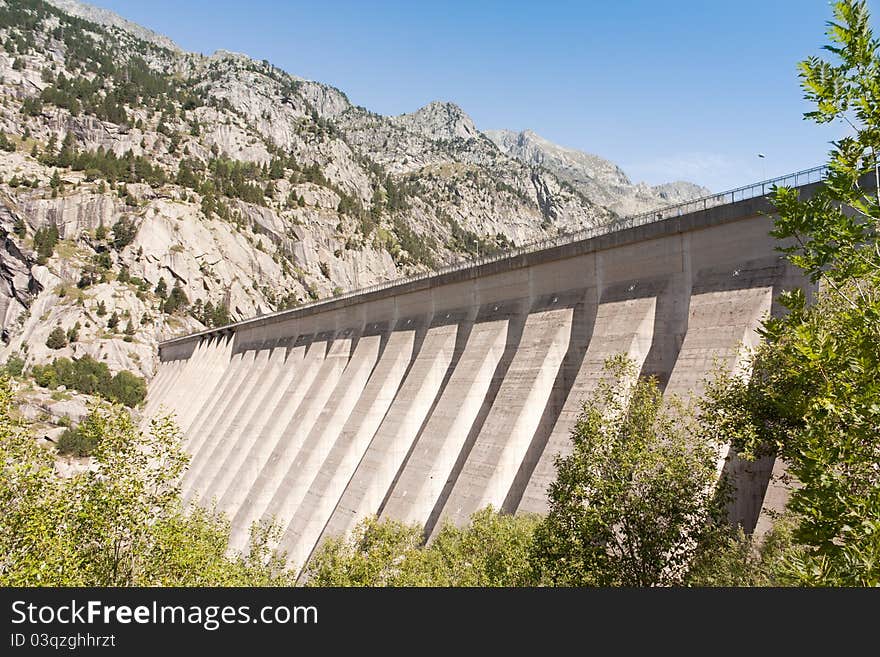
148;168;823;570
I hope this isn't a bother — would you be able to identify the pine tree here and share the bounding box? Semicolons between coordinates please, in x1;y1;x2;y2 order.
45;326;67;350
66;322;80;343
12;216;26;239
162;283;189;314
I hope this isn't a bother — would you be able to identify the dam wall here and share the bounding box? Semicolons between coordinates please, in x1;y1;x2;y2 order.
152;173;820;571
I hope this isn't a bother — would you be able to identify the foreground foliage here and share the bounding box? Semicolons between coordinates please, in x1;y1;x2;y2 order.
305;359;734;587
532;357;728;586
0;376;295;586
304;510;540;587
701;0;880;586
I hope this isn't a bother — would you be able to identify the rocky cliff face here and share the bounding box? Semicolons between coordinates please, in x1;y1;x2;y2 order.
486;129;711;216
0;197;43;330
0;0;704;383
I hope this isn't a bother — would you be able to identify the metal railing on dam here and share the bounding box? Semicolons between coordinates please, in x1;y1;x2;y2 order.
160;165;827;347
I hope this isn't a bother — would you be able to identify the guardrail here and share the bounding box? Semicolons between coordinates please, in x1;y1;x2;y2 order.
160;164;827;346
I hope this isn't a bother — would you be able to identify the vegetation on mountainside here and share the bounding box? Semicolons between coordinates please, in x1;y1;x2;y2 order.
31;356;146;408
0;0;602;386
1;0;530;295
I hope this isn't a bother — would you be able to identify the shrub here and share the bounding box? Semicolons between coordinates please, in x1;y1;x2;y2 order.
57;425;98;457
162;283;188;314
65;322;80;343
107;370;147;407
154;277;167;299
33;224;59;264
111;216;137;250
45;326;67;350
2;354;24;377
29;356;146;408
0;131;16;152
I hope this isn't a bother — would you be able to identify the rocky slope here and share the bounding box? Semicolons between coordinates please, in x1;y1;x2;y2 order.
486;129;710;216
0;0;704;389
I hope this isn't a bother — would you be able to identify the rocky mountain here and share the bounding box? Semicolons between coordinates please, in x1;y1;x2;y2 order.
0;0;705;392
44;0;181;52
486;129;710;217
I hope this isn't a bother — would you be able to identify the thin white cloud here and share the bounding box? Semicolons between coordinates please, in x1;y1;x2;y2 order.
623;152;763;192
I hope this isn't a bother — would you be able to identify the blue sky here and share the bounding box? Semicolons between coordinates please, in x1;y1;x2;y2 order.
92;0;876;191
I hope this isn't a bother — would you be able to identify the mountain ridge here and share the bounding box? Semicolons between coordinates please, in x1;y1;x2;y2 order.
485;128;711;216
48;0;710;209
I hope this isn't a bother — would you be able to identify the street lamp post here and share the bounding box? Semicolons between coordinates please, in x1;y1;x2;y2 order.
757;153;767;194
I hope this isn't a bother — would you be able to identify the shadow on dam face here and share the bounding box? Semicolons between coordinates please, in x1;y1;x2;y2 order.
420;299;528;538
499;288;596;515
376;308;475;516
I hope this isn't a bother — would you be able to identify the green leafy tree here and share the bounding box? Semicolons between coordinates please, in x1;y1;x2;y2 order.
2;354;24;377
96;300;107;316
531;356;727;587
703;0;880;586
30;356;146;408
106;311;119;331
32;224;59;265
57;424;97;457
12;216;26;239
304;510;540;587
686;518;805;587
305;517;424;586
107;370;146;407
419;509;540;586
